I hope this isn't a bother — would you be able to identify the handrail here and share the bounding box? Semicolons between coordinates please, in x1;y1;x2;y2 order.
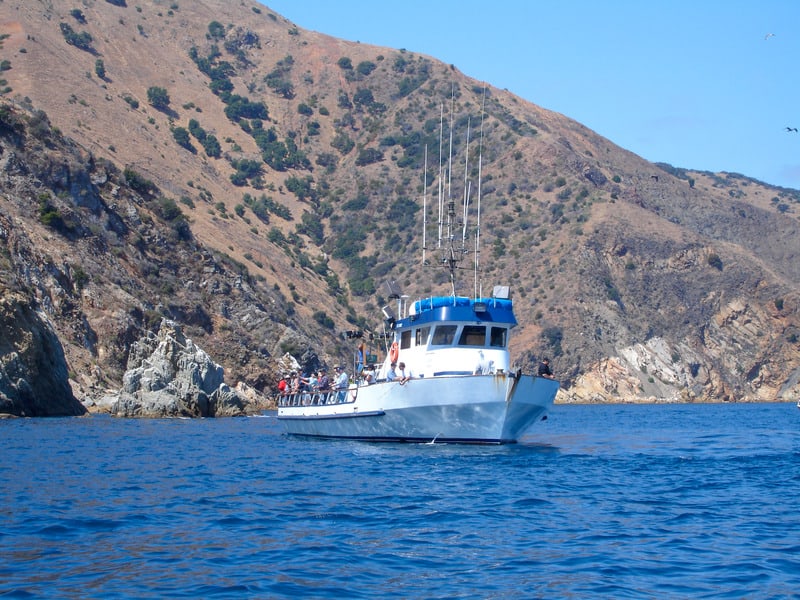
276;389;353;407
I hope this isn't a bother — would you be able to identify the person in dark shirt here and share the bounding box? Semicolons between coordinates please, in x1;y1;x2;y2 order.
317;369;331;391
537;358;555;379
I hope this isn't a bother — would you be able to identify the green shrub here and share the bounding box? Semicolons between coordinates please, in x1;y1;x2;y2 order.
201;134;221;158
70;9;87;23
355;147;383;166
229;158;263;185
223;95;268;121
541;326;564;357
356;61;376;76
313;310;335;329
72;265;89;290
285;175;316;201
172;127;194;151
124;167;157;196
208;21;225;40
188;118;206;141
707;253;723;271
331;132;354;155
152;196;183;221
147;86;170;110
264;56;295;99
59;23;93;51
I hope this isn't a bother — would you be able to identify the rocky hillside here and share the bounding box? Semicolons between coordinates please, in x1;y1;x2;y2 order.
1;0;799;410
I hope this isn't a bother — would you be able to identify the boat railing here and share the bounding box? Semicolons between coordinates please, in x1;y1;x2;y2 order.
277;389;354;407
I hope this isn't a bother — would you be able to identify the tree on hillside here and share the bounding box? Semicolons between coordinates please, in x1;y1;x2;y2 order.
147;86;170;110
172;127;194;152
59;23;94;52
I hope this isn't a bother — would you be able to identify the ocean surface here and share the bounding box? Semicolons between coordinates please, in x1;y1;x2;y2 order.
2;402;800;599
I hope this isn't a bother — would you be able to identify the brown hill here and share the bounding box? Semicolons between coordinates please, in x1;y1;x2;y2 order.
1;0;799;404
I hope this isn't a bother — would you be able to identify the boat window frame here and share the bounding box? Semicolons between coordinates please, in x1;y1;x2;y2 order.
489;326;507;348
430;324;458;347
415;326;430;347
458;325;487;347
400;329;412;350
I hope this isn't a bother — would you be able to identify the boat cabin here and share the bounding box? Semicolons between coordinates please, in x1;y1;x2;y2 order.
379;296;515;379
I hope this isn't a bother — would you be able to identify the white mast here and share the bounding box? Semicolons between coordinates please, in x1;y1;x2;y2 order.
462;118;471;248
437;104;444;250
475;87;487;298
422;144;427;266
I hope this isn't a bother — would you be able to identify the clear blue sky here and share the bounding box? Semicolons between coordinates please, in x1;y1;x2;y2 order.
261;1;800;190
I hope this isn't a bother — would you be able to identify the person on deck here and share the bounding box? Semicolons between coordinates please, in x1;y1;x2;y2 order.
317;368;331;404
397;362;413;385
290;372;301;393
277;376;288;394
386;362;398;382
334;365;349;403
362;365;377;385
356;341;366;374
538;358;555;379
305;372;318;391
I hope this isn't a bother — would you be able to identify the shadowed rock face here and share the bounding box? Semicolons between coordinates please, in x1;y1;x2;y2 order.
0;292;86;417
110;319;248;418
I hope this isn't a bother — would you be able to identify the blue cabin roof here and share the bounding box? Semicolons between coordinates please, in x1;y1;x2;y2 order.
397;296;517;329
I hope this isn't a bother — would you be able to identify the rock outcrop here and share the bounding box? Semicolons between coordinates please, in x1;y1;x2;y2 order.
108;319;266;417
0;291;86;417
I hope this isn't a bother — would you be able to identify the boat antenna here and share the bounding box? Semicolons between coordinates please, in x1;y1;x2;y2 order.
422;144;428;266
437;103;444;251
462;117;471;249
475;86;487;298
447;85;455;215
446;87;459;295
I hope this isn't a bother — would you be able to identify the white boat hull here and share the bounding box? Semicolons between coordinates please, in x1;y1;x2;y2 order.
277;373;557;444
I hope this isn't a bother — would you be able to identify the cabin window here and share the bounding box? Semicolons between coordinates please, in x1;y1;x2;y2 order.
400;329;412;349
490;327;507;348
415;326;430;346
458;325;486;347
431;325;457;346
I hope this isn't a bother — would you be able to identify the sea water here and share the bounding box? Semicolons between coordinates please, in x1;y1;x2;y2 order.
1;402;799;599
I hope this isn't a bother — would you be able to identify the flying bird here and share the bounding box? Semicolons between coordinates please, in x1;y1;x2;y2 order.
765;32;776;40
786;127;798;133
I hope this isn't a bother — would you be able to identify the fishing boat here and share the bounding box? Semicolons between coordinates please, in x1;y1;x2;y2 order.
277;291;558;443
277;94;559;443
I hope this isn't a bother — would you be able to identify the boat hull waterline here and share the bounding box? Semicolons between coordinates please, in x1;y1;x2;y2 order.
277;373;558;444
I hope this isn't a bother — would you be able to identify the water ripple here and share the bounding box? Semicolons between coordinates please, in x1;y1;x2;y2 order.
1;405;799;598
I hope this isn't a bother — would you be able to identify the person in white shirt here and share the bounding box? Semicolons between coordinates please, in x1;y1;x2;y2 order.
397;362;413;385
333;366;349;402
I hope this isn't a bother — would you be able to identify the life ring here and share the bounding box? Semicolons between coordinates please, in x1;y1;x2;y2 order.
389;341;399;363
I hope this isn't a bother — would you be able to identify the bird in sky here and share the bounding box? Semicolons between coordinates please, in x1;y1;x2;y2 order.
786;127;798;133
765;32;776;40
